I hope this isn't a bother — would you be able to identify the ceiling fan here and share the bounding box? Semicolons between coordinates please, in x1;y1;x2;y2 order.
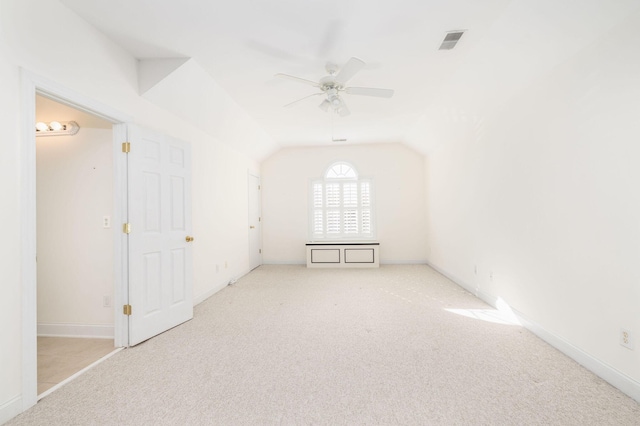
275;57;394;117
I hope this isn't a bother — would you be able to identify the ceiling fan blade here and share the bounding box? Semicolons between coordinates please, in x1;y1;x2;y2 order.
283;92;324;108
335;57;366;85
345;87;395;98
274;73;320;87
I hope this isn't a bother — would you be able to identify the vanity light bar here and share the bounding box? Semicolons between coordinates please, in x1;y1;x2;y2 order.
35;120;80;137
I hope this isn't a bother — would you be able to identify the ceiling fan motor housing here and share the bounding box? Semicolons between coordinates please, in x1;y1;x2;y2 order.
320;75;340;90
325;62;339;75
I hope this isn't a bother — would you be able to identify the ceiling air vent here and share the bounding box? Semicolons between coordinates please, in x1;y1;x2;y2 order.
439;30;465;50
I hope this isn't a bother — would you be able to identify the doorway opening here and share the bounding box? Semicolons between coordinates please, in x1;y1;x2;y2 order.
35;95;120;398
22;71;132;411
22;71;193;412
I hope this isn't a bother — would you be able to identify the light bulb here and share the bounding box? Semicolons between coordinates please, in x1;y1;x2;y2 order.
35;122;49;132
49;121;63;131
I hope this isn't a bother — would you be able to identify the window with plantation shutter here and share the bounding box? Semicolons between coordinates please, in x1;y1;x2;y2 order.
309;162;375;240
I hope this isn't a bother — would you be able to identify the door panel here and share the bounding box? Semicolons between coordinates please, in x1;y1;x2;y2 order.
143;252;162;314
128;125;193;346
171;176;185;229
171;248;186;303
143;172;161;231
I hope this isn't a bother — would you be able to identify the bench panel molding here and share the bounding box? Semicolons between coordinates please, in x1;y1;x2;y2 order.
306;242;379;268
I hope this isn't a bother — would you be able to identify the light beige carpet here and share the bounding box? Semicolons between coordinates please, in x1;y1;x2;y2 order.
8;265;640;425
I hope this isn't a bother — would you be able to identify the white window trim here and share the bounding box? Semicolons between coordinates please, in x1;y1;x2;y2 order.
308;162;376;241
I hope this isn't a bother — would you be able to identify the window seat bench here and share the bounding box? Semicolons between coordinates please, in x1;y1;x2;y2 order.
305;241;380;268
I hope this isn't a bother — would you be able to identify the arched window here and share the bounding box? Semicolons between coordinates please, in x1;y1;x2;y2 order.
309;162;375;240
325;162;357;179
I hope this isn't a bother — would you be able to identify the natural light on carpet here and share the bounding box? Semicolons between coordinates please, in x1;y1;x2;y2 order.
446;298;522;326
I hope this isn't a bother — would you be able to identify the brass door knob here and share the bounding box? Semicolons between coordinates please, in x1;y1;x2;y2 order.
185;236;194;242
249;226;255;229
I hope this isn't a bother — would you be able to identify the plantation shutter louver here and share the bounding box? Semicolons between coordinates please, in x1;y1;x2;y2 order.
309;162;374;240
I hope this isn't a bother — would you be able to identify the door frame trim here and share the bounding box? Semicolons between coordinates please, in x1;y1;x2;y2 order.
247;171;262;270
20;69;131;410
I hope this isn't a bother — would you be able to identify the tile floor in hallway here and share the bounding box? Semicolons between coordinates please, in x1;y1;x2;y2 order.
38;337;115;395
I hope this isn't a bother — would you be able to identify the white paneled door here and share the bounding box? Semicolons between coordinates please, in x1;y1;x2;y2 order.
127;125;193;346
248;174;262;270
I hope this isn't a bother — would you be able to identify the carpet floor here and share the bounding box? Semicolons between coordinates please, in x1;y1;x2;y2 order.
8;265;640;425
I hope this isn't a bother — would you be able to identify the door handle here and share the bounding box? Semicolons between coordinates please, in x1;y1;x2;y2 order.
249;226;255;229
185;236;194;242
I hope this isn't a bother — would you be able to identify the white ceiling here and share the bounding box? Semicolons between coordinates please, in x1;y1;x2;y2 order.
59;0;638;155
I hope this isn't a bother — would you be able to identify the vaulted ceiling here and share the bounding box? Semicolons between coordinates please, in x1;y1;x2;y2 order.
59;0;637;157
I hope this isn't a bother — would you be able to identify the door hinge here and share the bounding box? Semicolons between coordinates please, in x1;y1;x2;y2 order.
123;304;132;316
258;217;261;222
123;223;131;234
258;185;261;190
122;142;131;153
259;249;262;254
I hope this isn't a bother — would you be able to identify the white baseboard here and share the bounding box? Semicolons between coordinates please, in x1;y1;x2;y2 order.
194;280;231;306
516;311;640;403
194;268;252;306
0;395;22;425
426;260;640;403
262;260;428;266
37;323;114;339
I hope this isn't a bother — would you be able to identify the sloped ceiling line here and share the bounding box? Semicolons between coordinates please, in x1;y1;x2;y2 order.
137;57;190;95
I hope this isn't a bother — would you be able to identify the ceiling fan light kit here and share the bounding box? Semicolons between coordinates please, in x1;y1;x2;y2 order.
276;57;394;117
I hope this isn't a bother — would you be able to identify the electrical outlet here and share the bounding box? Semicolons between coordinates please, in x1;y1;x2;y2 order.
620;328;634;349
103;216;111;228
103;295;111;308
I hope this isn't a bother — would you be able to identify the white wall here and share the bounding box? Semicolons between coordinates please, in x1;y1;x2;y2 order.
0;12;23;421
409;9;640;390
0;0;266;421
261;143;428;264
36;123;114;333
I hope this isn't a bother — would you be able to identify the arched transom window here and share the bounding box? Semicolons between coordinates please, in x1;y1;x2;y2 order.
325;162;357;179
310;162;375;240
